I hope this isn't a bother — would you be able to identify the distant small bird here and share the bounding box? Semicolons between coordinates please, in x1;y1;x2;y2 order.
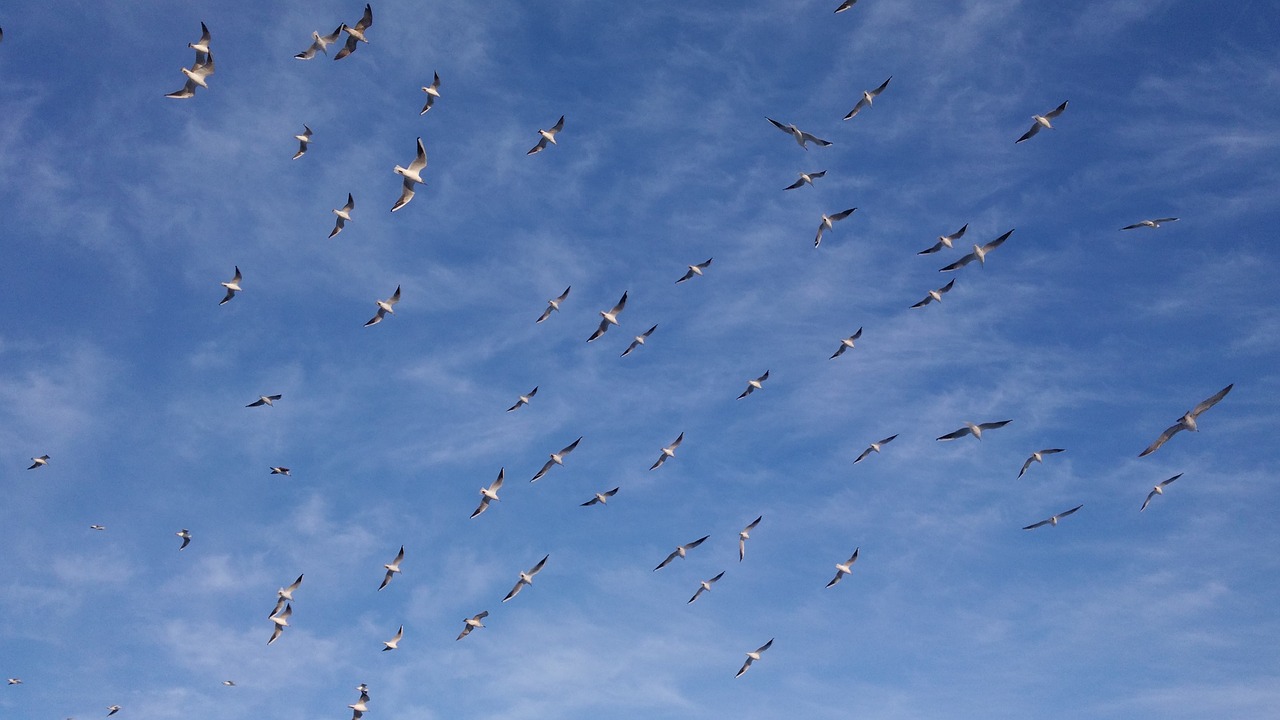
470;468;505;519
531;437;582;482
503;554;550;602
939;229;1014;272
1141;473;1184;512
269;467;291;476
937;420;1012;441
1018;448;1065;478
826;547;860;588
330;193;354;238
364;285;401;327
222;680;235;687
294;26;342;59
1121;217;1179;231
854;435;898;464
737;371;770;399
536;286;571;323
90;525;106;531
1023;504;1083;530
268;603;291;644
527;115;565;155
107;706;123;716
766;117;831;150
176;529;192;550
379;546;405;590
1139;384;1233;457
581;487;620;507
219;266;242;305
1016;101;1068;143
165;50;215;99
688;571;725;604
911;278;956;308
246;394;282;408
457;611;489;640
814;208;857;247
7;678;22;685
587;291;628;342
507;387;538;412
834;0;860;12
292;125;312;159
784;170;825;191
621;324;658;357
334;4;373;60
843;76;891;120
830;327;863;359
420;72;441;114
28;454;50;470
676;258;713;284
650;432;684;470
381;625;403;651
654;535;710;571
738;515;762;561
392;138;428;212
917;224;969;255
735;638;774;678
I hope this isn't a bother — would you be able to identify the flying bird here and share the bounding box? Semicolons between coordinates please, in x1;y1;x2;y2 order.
654;535;710;571
381;626;403;651
735;638;774;678
830;327;863;359
843;76;891;120
939;229;1014;272
292;125;312;159
222;680;235;687
348;690;370;717
364;285;401;327
329;193;354;238
294;26;342;59
766;117;832;150
621;324;658;357
917;224;969;255
814;208;857;247
737;371;770;399
1016;101;1068;143
937;420;1012;441
379;546;405;590
1122;217;1179;230
246;394;282;408
456;611;488;640
276;574;304;601
581;487;620;506
176;529;192;550
334;4;373;60
650;432;684;470
507;387;538;412
676;258;713;284
420;72;441;114
826;547;860;588
268;603;291;644
165;51;215;99
1141;473;1184;512
7;678;22;685
502;554;549;602
28;455;49;470
187;21;211;53
1138;384;1233;457
90;524;106;531
911;278;956;308
587;291;628;342
1023;504;1084;530
391;137;427;212
536;286;571;323
530;437;582;482
1017;448;1066;478
784;170;825;191
218;266;242;305
470;468;505;519
108;706;123;716
853;435;898;464
688;571;725;604
528;115;565;155
738;515;762;561
269;466;291;476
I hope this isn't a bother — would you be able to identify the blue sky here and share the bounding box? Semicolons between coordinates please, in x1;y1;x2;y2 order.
2;1;1279;718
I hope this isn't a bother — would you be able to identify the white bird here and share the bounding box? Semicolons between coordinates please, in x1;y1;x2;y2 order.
766;117;832;150
187;21;211;54
834;0;860;12
457;611;488;640
676;258;713;284
531;437;582;482
738;515;762;561
654;535;710;571
166;50;215;99
911;278;956;308
1018;448;1066;478
737;371;770;399
222;680;235;687
587;291;628;342
364;285;401;327
246;394;282;408
470;468;505;519
843;76;891;120
329;193;354;238
1023;504;1083;530
735;638;774;678
917;224;969;255
581;487;620;507
826;547;860;588
292;125;312;160
218;266;242;305
294;26;342;59
814;208;857;247
650;432;684;470
507;387;538;412
276;574;304;601
176;529;192;550
7;678;22;685
937;420;1012;441
536;286;571;323
269;466;291;476
854;435;898;464
381;625;403;651
107;706;123;716
1016;101;1069;143
502;554;549;602
830;327;863;359
348;690;370;717
28;454;49;470
420;72;441;114
939;229;1014;272
784;170;825;191
1122;217;1179;230
688;571;725;604
1139;384;1233;457
379;546;405;590
90;524;106;531
267;603;291;645
1141;473;1184;512
391;138;427;212
527;115;565;155
621;324;658;357
334;4;373;60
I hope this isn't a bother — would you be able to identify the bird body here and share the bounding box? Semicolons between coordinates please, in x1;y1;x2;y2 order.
738;515;762;561
293;125;312;159
379;546;405;590
650;432;684;470
503;554;549;602
738;371;770;399
536;286;571;323
420;72;441;114
531;438;582;481
826;548;860;588
1016;101;1068;143
587;292;628;342
364;285;401;327
830;327;863;359
814;208;857;247
28;454;50;470
528;115;565;154
392;138;428;212
219;266;242;305
470;469;505;518
736;638;774;677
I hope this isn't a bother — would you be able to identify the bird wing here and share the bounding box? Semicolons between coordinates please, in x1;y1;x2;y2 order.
686;535;710;550
1045;100;1068;119
1190;384;1233;418
527;136;550;155
391;179;416;212
835;0;858;13
219;288;236;305
826;571;843;588
783;177;806;191
650;454;667;471
766;116;790;133
845;548;860;565
853;446;873;463
879;435;898;445
364;308;387;327
1140;489;1158;512
1160;473;1184;488
334;34;359;60
743;515;763;531
869;76;892;97
982;229;1014;252
675;268;695;284
1120;223;1143;231
1138;422;1184;457
469;496;492;519
581;496;601;506
1017;456;1034;478
739;537;747;561
800;131;832;146
1015;123;1041;143
355;3;373;32
419;94;435;114
1058;504;1084;519
736;657;754;677
408;138;428;173
378;569;394;590
977;420;1012;431
1022;519;1051;530
654;550;680;571
937;427;973;441
286;575;303;593
609;292;629;315
530;458;556;482
559;437;582;456
587;319;610;342
939;253;977;272
843;96;870;120
502;580;524;602
831;208;857;222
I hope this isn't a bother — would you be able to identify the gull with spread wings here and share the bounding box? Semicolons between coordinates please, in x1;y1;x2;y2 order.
1023;504;1083;530
391;138;427;212
654;535;710;571
766;117;831;150
939;229;1014;272
587;292;628;342
531;437;582;482
1138;384;1233;457
502;554;549;602
469;469;504;519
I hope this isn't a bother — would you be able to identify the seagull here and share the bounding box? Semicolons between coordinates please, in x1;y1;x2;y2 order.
379;546;405;590
1139;384;1233;457
176;529;192;550
527;115;565;155
294;26;342;59
834;0;860;12
90;525;106;531
420;72;441;114
107;706;123;717
1016;101;1069;143
507;387;538;412
28;455;49;470
814;208;857;247
917;224;969;255
829;327;863;359
470;468;505;519
530;437;582;482
1017;448;1066;478
621;324;658;357
587;291;628;342
222;681;235;687
246;394;282;408
650;432;684;470
784;170;825;191
738;515;762;561
1023;504;1084;530
348;690;370;717
737;371;770;399
218;266;242;305
334;4;373;60
843;76;891;120
187;22;211;54
910;278;956;308
292;126;312;159
536;286;571;323
853;435;898;464
7;678;22;685
826;547;860;588
654;535;710;571
688;571;725;604
381;625;403;651
267;603;291;644
766;117;832;150
581;487;620;506
457;611;489;640
166;50;215;99
391;138;427;212
269;466;291;476
276;574;304;601
735;638;774;678
330;193;354;238
676;258;713;284
1141;473;1184;512
939;229;1014;272
364;285;401;327
1122;217;1179;231
502;554;550;602
937;420;1012;441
